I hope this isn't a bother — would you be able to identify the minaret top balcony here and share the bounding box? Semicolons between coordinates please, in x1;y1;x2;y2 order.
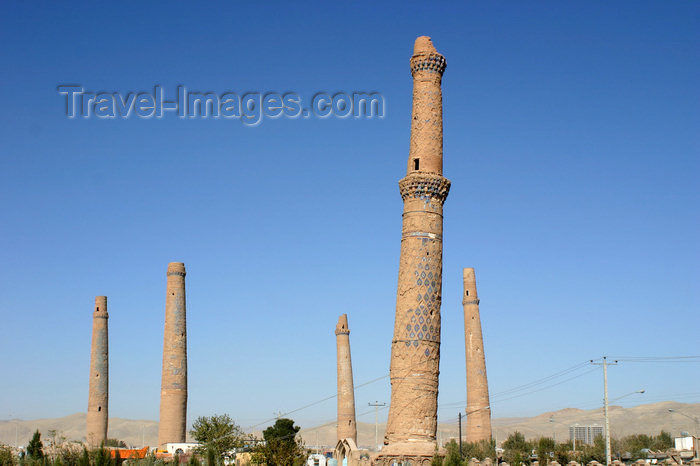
410;36;446;80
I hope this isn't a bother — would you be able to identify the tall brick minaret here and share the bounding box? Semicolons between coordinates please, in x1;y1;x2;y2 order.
378;36;450;464
87;296;109;448
335;314;357;445
463;268;492;442
158;262;188;448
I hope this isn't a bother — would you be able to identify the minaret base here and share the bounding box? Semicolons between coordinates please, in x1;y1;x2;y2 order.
373;441;439;465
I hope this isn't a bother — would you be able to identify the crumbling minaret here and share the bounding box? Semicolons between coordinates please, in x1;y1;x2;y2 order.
158;262;188;448
378;36;450;464
463;268;492;442
335;314;357;445
87;296;109;448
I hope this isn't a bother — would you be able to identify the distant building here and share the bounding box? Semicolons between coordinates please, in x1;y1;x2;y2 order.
569;425;604;445
161;442;200;455
674;436;697;452
307;453;329;466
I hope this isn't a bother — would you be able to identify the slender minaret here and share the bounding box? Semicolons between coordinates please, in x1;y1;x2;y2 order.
335;314;357;445
87;296;109;448
463;268;492;442
378;36;450;464
158;262;188;448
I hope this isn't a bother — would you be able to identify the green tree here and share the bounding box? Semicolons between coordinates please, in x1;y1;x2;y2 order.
579;435;605;464
430;445;444;466
103;440;126;448
554;440;572;465
0;445;16;466
187;454;202;466
206;447;216;466
78;448;90;466
653;431;673;451
58;446;83;466
190;414;245;457
502;432;532;466
442;439;462;466
252;418;306;466
535;437;555;464
462;438;496;462
617;434;651;459
90;444;111;466
26;430;44;460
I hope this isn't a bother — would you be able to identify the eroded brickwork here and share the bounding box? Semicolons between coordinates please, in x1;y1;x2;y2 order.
376;36;450;465
335;314;357;445
463;268;492;442
158;262;188;448
87;296;108;448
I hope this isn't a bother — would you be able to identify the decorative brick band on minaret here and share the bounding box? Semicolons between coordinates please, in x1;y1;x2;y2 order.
377;36;450;464
335;314;357;445
463;268;492;442
87;296;108;448
158;262;188;448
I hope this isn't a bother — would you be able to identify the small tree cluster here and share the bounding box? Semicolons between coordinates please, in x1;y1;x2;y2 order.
613;431;673;459
431;438;496;466
1;445;16;466
502;432;532;466
102;440;126;449
190;414;245;459
495;429;676;466
250;418;307;466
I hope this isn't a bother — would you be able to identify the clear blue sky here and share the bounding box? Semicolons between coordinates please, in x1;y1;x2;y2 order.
1;1;698;432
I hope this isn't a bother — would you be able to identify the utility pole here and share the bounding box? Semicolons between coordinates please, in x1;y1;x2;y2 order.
668;409;700;459
459;412;463;457
591;357;617;466
549;416;556;443
368;401;387;452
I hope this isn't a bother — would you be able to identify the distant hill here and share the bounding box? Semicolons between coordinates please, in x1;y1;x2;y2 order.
1;401;697;450
0;414;161;448
302;401;700;450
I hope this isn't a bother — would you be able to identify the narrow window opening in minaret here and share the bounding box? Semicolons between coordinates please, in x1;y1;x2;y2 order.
96;307;100;311
414;158;420;170
466;290;469;296
98;406;101;412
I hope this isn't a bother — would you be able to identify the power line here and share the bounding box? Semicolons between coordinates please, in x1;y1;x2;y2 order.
610;356;699;361
489;361;592;397
244;355;699;433
494;367;599;403
246;353;451;431
438;366;599;411
246;375;387;430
